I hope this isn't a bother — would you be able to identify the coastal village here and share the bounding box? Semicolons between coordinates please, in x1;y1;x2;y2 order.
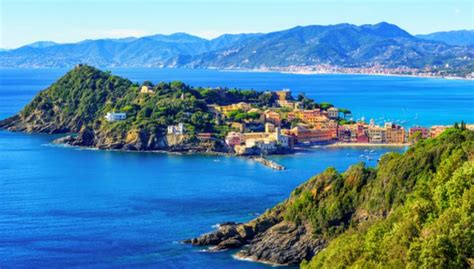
105;86;464;156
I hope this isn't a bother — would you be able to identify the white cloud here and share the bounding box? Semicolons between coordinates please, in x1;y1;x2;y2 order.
453;8;461;15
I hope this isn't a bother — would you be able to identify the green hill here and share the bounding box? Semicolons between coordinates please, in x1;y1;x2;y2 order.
187;128;473;267
0;65;273;151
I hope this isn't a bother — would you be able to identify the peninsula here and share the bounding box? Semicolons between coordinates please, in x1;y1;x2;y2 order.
0;65;460;156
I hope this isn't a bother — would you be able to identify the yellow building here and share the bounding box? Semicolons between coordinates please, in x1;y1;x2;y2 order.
140;85;154;94
386;124;405;144
216;102;252;114
274;89;291;101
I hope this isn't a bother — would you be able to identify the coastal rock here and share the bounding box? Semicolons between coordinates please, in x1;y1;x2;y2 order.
185;218;324;265
53;135;76;144
235;222;324;266
183;206;325;266
211;238;245;251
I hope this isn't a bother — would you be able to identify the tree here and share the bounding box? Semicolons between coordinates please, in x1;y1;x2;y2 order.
408;131;423;143
142;80;154;87
320;102;334;110
338;108;352;119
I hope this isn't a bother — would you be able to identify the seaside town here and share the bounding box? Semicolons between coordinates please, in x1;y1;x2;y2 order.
105;86;469;157
254;64;474;80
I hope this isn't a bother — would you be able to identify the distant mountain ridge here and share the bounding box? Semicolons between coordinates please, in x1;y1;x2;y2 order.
417;30;474;46
1;22;472;77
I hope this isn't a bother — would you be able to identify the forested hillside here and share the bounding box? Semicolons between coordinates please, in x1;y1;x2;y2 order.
187;128;473;268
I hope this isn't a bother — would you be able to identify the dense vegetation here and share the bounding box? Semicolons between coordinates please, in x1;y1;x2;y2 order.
15;65;277;136
276;128;473;268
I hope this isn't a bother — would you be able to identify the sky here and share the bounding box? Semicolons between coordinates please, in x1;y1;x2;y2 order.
0;0;473;49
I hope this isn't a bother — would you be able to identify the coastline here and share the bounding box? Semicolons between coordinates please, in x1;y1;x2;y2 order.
323;142;410;148
48;136;289;170
0;66;471;81
232;253;287;267
217;68;473;81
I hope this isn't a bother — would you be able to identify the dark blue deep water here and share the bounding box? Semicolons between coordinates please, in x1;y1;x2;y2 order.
0;69;472;268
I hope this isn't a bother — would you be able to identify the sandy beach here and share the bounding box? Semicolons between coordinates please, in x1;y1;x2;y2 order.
323;142;410;148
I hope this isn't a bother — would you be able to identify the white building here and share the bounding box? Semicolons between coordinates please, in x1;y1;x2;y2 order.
273;127;290;148
167;123;185;135
105;112;126;122
327;107;339;119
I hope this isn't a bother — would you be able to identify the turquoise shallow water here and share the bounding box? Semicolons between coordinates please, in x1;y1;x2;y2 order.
0;68;472;268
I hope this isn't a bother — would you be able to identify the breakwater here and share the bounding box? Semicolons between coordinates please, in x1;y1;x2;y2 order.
250;157;286;170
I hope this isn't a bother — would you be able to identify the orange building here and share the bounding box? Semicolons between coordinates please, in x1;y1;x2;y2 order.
285;126;335;144
264;110;281;125
430;125;448;138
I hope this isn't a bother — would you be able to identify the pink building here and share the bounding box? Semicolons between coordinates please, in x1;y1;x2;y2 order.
225;132;243;147
409;126;430;139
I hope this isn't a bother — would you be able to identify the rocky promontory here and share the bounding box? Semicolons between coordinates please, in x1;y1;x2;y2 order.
184;206;324;266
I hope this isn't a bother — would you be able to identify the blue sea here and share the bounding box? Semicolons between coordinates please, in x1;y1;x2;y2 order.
0;68;472;268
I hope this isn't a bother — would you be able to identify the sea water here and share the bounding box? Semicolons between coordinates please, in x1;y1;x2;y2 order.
0;68;472;268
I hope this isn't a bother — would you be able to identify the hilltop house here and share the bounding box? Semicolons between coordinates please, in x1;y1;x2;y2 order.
105;112;126;122
216;102;252;114
264;110;281;125
140;85;154;94
167;123;185;135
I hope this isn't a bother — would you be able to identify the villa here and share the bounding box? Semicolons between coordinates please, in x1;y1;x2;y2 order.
140;85;155;94
105;112;126;122
167;123;185;135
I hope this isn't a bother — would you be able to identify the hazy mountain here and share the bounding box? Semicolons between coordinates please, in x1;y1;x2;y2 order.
0;22;472;72
24;41;59;48
183;22;472;70
417;30;474;46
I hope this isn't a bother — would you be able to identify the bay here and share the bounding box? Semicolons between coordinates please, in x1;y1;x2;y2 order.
0;68;472;268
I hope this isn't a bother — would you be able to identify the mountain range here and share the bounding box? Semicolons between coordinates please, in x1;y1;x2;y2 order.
1;22;473;75
417;30;474;46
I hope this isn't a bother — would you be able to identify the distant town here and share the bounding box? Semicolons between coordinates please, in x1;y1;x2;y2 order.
106;86;468;156
252;64;474;80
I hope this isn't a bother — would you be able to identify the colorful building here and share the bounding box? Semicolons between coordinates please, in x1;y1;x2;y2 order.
264;110;281;125
285;125;335;144
409;126;430;139
368;126;386;143
216;102;252;114
327;107;339;119
385;123;405;144
430;125;448;138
